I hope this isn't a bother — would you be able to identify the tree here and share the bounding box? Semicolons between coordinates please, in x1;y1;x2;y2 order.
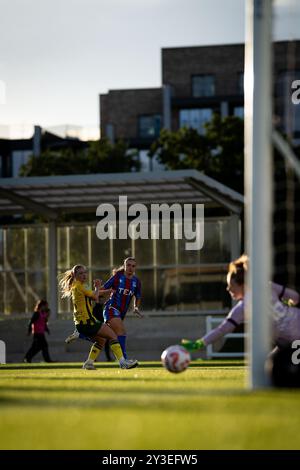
19;139;140;177
149;114;244;193
19;148;86;176
86;139;140;173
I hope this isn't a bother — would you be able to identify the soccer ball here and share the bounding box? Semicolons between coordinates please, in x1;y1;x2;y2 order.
161;345;191;373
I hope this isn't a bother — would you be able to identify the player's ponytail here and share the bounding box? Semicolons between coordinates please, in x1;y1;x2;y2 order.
113;257;136;274
228;254;248;286
58;265;85;298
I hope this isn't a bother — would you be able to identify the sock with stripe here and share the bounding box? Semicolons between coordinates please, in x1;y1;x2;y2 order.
109;340;125;364
87;343;103;362
118;335;127;359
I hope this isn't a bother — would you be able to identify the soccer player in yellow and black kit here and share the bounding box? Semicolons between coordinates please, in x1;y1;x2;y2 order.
59;264;137;370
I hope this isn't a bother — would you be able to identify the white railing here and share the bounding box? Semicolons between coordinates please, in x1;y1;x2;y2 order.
205;315;248;359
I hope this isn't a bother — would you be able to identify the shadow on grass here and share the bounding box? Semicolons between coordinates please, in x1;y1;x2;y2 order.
1;363;120;370
0;382;246;395
0;372;242;383
1;385;298;413
0;387;252;411
0;360;245;370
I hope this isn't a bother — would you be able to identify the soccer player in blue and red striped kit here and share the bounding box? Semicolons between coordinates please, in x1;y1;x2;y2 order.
103;257;142;362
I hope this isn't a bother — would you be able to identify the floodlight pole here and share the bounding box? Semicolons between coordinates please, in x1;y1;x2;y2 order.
244;0;273;388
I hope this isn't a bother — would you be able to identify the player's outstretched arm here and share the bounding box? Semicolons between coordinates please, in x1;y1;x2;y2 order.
272;282;300;306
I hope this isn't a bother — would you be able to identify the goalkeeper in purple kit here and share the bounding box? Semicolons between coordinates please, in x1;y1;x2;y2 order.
182;255;248;351
182;255;300;386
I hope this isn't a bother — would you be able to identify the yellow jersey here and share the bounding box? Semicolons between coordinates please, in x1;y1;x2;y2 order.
71;280;97;325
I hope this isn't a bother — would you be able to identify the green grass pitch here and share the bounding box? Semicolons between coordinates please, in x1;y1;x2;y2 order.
1;360;300;450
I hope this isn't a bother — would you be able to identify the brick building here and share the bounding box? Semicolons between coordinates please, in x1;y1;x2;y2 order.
100;41;300;288
100;41;300;155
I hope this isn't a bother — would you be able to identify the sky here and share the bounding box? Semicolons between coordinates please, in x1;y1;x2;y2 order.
0;0;299;139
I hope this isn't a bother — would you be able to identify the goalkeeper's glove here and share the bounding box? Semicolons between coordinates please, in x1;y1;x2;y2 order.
181;338;205;351
133;307;143;318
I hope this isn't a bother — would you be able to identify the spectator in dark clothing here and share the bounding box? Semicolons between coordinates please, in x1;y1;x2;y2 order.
24;299;53;363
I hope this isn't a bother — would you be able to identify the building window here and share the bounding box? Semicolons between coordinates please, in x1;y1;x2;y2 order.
238;73;244;95
12;151;31;177
192;75;215;97
234;107;244;118
179;108;213;134
139;115;161;138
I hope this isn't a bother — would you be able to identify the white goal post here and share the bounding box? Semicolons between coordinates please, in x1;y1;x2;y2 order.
244;0;273;388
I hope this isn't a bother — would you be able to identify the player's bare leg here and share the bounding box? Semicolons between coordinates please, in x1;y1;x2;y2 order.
82;324;137;370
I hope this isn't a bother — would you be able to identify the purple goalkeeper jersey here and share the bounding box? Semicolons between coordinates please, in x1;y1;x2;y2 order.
271;285;300;345
203;283;300;346
103;272;141;318
202;299;244;346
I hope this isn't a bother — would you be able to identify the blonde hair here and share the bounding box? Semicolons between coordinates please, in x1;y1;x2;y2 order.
58;264;86;298
228;254;248;286
113;257;136;275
